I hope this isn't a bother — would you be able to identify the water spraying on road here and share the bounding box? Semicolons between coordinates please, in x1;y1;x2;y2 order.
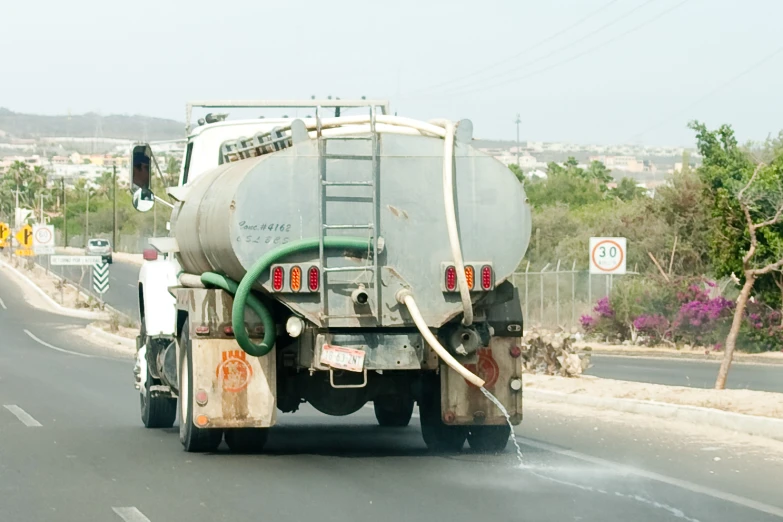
480;386;524;466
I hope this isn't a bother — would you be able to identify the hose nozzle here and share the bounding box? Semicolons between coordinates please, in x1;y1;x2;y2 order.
351;285;369;306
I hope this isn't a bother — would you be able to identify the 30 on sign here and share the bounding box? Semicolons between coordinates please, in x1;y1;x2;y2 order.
589;237;627;275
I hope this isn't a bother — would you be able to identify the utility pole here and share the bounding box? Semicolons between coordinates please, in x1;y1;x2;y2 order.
515;113;521;167
85;188;90;240
39;193;44;223
112;165;117;249
62;178;67;247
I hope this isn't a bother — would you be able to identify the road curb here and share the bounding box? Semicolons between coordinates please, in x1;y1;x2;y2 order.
86;325;136;353
585;350;783;366
0;258;109;321
525;388;783;442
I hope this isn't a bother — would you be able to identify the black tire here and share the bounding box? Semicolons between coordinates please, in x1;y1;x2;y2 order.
467;425;511;453
419;375;467;453
140;367;176;428
224;428;269;454
179;320;223;453
373;396;414;427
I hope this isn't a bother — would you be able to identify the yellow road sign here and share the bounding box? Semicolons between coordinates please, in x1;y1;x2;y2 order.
15;248;34;257
0;222;9;242
15;225;33;248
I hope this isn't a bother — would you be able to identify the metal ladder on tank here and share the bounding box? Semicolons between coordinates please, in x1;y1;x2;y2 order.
316;105;381;323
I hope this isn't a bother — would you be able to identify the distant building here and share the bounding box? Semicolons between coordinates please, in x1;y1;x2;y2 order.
589;155;643;173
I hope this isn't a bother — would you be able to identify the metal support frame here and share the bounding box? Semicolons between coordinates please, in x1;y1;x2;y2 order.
186;99;390;133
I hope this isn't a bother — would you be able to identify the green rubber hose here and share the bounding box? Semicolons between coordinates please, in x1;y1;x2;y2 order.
207;237;373;357
200;272;276;357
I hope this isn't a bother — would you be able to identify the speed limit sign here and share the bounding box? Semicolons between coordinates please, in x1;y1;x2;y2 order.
589;237;627;274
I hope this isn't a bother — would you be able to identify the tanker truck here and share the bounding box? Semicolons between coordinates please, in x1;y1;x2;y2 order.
131;99;531;454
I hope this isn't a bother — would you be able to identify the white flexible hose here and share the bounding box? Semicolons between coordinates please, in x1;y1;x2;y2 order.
429;119;473;326
397;290;485;388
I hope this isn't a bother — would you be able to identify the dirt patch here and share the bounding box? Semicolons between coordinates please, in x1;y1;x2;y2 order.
577;341;783;365
91;319;138;340
3;256;102;311
524;373;783;419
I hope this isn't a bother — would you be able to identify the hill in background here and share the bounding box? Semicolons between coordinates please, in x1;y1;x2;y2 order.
0;108;184;141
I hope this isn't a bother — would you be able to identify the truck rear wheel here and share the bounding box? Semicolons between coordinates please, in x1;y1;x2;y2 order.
140;368;176;429
373;396;414;427
419;375;467;452
224;428;269;453
467;425;511;453
179;320;223;453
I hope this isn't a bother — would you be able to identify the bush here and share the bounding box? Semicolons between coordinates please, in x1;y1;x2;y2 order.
576;276;783;352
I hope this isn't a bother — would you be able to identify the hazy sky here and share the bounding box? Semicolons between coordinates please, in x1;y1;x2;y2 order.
1;0;781;146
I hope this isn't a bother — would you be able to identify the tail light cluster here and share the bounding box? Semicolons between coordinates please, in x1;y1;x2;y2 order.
442;262;494;292
269;263;320;293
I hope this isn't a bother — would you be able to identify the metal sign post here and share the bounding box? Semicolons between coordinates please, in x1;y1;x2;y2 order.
92;262;110;305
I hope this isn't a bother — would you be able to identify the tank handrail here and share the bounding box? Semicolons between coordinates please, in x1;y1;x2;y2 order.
186;99;390;132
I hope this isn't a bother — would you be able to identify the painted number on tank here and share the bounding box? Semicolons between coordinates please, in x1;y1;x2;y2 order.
239;221;291;232
236;235;291;245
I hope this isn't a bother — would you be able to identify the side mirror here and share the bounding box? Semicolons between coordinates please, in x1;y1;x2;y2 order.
131;144;153;193
132;188;154;212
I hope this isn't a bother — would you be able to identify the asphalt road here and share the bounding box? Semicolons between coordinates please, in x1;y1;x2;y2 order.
37;256;141;320
587;355;783;393
2;272;783;522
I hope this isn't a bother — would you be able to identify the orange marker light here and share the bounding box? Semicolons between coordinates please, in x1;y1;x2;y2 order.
196;415;209;427
290;266;302;292
464;266;475;290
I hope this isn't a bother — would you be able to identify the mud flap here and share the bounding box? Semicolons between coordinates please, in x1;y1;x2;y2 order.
191;339;277;428
440;337;523;426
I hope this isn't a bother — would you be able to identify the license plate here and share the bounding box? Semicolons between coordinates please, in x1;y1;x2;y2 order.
320;344;366;372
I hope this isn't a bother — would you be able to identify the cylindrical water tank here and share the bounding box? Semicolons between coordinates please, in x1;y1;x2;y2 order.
172;130;531;328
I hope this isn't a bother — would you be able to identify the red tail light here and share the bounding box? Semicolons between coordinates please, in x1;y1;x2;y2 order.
223;326;234;336
480;265;493;290
308;266;320;292
272;266;284;291
445;265;457;291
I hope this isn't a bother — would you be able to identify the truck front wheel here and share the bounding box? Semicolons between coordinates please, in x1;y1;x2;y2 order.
467;425;511;453
179;320;223;453
373;396;414;427
140;368;176;429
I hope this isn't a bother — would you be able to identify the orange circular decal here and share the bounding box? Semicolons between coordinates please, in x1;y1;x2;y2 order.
216;350;253;392
464;348;500;389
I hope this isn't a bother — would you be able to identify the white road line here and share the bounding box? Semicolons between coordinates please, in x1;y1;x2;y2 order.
23;329;92;358
3;405;42;427
112;507;151;522
127;284;136;288
516;435;783;519
0;297;6;309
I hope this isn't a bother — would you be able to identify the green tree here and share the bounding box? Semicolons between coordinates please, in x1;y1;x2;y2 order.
508;163;524;182
689;121;783;388
611;177;646;202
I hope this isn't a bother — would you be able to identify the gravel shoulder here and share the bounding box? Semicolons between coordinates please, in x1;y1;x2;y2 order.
524;373;783;419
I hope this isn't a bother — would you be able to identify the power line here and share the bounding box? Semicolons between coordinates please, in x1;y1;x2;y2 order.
404;0;623;97
632;44;783;140
438;0;658;96
440;0;690;98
